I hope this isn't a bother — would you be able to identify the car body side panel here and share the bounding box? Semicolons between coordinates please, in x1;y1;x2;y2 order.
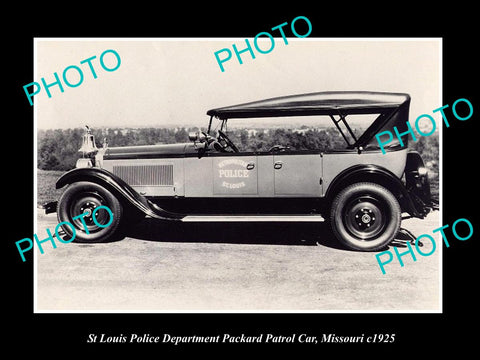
102;148;407;200
184;152;323;198
184;156;212;197
322;148;408;196
256;155;274;197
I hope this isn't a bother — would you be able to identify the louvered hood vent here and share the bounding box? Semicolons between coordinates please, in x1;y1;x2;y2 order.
112;165;174;186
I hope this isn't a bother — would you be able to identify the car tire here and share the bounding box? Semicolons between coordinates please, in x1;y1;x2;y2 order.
330;182;401;251
57;181;124;243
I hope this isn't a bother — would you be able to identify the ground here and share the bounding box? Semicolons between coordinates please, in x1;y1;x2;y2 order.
34;210;441;312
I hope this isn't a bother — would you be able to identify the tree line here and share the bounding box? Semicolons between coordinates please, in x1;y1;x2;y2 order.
37;127;344;170
37;126;438;173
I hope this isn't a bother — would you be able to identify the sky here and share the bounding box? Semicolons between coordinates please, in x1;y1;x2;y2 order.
35;38;441;130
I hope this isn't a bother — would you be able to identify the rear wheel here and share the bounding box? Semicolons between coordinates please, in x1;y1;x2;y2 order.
330;182;401;251
57;181;123;243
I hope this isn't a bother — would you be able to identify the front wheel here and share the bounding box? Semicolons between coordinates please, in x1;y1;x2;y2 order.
330;182;401;251
57;181;123;243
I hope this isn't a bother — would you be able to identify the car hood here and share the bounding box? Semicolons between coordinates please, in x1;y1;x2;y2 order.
104;143;197;160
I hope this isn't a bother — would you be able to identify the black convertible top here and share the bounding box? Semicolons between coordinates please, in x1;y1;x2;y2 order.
206;91;410;119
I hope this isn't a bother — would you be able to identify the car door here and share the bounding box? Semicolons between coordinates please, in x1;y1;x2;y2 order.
272;152;323;196
212;155;258;196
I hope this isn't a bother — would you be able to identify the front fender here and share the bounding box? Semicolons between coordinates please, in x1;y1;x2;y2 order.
56;168;183;221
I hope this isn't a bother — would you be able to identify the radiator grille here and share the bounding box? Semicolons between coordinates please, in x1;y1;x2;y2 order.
112;165;174;186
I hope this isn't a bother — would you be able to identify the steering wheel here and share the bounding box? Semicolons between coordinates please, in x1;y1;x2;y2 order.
269;145;290;152
217;130;239;152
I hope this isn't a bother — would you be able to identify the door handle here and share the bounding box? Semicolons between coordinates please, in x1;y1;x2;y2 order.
246;162;255;170
274;161;283;169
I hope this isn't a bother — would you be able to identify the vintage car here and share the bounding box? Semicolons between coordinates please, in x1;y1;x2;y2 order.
47;91;437;251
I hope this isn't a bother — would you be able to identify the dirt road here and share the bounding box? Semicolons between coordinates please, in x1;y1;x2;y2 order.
35;211;441;312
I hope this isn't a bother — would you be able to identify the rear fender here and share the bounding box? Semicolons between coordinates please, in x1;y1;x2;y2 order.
324;164;423;218
56;168;184;221
405;151;431;201
405;151;437;213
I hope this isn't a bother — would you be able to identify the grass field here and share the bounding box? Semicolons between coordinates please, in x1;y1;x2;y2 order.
36;169;65;207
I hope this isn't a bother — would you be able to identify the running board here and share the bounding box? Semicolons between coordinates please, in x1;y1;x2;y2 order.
181;214;325;222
